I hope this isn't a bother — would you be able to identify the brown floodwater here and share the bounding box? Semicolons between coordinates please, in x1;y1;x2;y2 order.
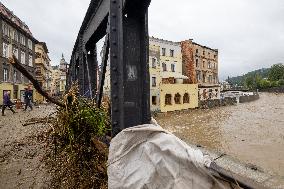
156;93;284;176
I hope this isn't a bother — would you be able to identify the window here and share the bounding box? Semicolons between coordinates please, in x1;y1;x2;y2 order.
152;58;156;68
196;49;199;54
152;96;157;105
162;63;167;71
171;64;175;72
20;34;25;45
174;93;181;104
165;94;172;105
203;60;205;68
196;59;199;67
162;48;166;56
28;55;33;67
208;62;211;69
3;68;8;82
203;50;205;55
203;74;206;83
170;49;174;57
21;51;25;64
214;54;217;59
20;73;24;82
3;42;9;58
13;70;17;83
2;23;8;36
13;47;18;59
209;75;213;83
28;39;32;50
208;52;210;57
152;77;156;87
183;93;190;103
14;31;18;42
196;71;201;81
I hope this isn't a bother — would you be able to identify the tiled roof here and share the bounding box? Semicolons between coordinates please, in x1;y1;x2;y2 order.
0;2;33;36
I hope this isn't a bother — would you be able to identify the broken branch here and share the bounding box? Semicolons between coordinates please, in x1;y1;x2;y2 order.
8;55;65;107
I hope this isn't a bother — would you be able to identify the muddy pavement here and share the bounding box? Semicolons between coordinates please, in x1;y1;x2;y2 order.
0;105;56;189
156;93;284;177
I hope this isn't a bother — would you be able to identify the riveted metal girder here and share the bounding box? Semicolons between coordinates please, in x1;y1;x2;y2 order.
68;0;151;137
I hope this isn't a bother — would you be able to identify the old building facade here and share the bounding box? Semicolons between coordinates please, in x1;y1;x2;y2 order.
0;2;37;104
34;42;51;103
149;37;198;112
59;54;68;94
50;65;60;96
181;40;220;101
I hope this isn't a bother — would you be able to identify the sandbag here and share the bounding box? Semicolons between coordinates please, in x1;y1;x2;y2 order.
108;122;226;189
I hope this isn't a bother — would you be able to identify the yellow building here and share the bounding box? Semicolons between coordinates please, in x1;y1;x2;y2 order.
50;66;61;96
160;84;198;112
34;42;51;103
149;37;198;112
103;37;199;113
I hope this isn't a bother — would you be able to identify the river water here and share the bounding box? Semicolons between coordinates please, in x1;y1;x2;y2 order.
156;93;284;176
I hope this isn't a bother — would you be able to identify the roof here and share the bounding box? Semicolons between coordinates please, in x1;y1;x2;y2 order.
37;42;49;53
0;2;36;40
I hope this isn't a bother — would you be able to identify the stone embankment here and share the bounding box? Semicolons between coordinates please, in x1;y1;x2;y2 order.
239;93;260;103
199;97;237;109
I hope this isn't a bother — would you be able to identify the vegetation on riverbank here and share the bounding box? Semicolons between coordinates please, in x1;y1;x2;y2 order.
228;63;284;90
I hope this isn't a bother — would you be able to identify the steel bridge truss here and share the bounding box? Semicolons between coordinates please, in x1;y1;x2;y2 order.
68;0;151;137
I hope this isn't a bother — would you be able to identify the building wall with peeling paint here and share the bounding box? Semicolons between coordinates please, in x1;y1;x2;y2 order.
160;84;198;112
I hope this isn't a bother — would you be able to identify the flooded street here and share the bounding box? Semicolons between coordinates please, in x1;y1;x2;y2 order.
156;93;284;176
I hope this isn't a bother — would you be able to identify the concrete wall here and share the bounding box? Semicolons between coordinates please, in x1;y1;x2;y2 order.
160;84;198;112
239;94;259;103
199;86;221;101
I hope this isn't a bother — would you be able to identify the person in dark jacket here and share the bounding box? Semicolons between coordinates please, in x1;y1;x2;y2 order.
2;91;16;116
24;88;33;111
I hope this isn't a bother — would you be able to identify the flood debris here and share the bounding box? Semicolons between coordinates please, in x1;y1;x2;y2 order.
9;55;111;188
43;84;110;188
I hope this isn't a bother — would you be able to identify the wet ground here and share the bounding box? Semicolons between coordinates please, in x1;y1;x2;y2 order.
0;105;55;189
156;93;284;177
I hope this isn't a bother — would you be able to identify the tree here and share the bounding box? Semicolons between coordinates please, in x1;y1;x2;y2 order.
268;64;284;81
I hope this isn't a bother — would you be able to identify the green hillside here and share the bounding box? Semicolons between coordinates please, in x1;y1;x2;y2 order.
227;63;284;90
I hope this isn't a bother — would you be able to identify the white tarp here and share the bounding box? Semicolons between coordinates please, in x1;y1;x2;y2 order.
108;121;226;189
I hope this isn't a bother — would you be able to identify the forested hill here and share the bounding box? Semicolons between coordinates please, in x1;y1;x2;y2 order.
227;68;270;85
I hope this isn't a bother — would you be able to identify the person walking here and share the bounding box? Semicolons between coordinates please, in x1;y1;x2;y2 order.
2;91;16;116
24;88;33;111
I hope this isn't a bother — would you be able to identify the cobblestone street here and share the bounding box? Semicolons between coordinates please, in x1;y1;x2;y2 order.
0;105;56;189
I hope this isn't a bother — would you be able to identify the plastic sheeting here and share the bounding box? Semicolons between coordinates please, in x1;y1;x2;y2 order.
108;121;226;189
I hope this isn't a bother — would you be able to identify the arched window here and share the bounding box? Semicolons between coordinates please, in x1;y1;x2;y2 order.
165;94;172;105
174;93;181;104
183;93;190;103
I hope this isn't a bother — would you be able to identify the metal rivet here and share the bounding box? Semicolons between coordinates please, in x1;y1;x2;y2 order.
113;121;118;125
114;108;119;112
112;54;117;58
113;81;118;85
112;67;117;71
113;95;118;99
111;13;116;18
112;41;117;45
112;27;116;31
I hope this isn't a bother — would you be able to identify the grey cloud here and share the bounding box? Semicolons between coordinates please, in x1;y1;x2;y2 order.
2;0;284;80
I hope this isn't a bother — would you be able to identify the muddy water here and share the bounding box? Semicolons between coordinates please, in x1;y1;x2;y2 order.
156;93;284;176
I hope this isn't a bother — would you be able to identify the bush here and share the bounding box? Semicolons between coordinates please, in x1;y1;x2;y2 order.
259;79;271;89
46;84;110;189
278;79;284;86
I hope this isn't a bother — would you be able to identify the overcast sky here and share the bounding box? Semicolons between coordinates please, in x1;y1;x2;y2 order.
2;0;284;79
